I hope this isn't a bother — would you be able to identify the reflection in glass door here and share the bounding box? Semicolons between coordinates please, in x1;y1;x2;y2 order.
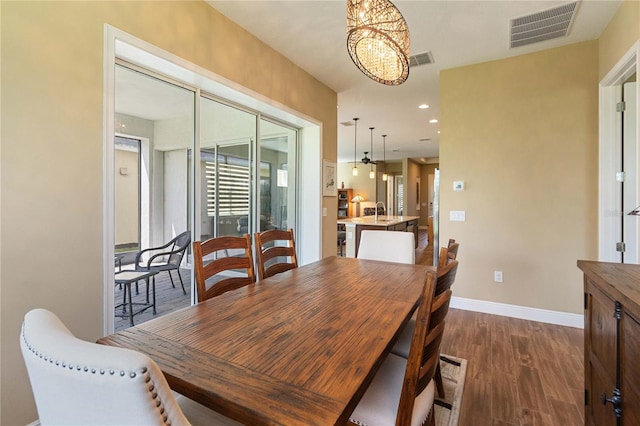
259;118;297;234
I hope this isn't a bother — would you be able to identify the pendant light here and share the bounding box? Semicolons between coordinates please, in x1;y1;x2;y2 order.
382;134;388;181
352;118;359;176
369;127;375;179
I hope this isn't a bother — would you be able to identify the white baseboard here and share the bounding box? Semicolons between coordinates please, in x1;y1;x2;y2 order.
450;296;584;329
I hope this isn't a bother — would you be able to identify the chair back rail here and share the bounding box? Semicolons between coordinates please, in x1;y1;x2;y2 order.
397;284;452;425
254;229;298;280
435;259;458;296
193;234;256;302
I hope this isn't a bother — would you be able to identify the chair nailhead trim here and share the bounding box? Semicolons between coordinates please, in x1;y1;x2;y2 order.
21;324;173;426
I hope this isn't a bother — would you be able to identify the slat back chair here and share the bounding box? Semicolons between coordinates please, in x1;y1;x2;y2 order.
435;259;459;297
254;229;298;281
437;240;460;268
391;258;459;400
348;273;453;426
401;289;453;423
193;234;256;302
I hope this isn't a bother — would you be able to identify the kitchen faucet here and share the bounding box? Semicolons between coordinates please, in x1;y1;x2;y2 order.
375;201;386;222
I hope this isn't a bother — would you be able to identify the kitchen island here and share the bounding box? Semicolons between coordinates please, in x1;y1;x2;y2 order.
337;215;420;258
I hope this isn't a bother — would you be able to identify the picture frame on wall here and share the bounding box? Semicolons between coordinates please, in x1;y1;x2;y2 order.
322;160;337;197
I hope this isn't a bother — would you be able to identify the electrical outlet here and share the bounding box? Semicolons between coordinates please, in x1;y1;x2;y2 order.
494;271;503;283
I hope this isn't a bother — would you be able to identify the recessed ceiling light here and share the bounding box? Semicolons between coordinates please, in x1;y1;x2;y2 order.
429;119;438;124
419;104;429;109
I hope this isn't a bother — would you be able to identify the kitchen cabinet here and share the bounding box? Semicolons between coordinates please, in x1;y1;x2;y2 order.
578;260;640;425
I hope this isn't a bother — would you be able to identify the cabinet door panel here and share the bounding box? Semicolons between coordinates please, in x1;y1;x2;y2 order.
588;364;618;426
623;311;640;424
589;286;617;381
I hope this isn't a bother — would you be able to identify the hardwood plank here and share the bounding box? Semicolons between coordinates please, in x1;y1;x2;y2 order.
440;309;583;426
491;371;520;422
548;398;583;426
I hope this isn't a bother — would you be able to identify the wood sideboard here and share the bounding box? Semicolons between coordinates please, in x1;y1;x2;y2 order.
578;260;640;425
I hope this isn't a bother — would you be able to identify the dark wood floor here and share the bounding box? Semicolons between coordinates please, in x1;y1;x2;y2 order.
414;229;584;426
118;230;585;425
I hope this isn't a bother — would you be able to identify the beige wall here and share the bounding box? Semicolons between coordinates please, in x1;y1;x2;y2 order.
440;40;599;315
598;0;640;80
1;2;336;424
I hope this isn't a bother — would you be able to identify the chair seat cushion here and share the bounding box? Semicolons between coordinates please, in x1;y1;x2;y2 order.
390;315;415;359
349;353;434;426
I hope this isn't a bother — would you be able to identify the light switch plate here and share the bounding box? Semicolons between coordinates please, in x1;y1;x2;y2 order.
449;210;466;221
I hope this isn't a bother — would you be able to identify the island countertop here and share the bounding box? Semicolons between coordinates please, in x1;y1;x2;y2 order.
337;215;420;257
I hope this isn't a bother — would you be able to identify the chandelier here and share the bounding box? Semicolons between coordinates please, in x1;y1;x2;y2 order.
346;0;410;86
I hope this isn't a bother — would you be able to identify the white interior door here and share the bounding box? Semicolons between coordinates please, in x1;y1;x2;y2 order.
623;80;638;263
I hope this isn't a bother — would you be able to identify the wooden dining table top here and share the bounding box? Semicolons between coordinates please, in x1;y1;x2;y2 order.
97;256;433;425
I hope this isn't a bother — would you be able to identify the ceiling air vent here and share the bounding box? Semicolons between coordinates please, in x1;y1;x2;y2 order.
510;1;579;48
409;51;434;68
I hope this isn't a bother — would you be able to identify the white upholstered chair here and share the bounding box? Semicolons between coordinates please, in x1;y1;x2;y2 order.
20;308;241;426
357;230;415;264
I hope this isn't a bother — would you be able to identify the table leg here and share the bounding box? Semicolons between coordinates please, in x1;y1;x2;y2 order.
127;282;134;326
122;284;128;313
152;276;157;315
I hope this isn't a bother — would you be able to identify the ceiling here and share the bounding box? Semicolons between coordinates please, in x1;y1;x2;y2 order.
208;0;621;164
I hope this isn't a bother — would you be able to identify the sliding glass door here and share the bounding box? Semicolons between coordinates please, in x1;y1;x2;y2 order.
111;63;300;331
200;97;256;239
259;118;297;233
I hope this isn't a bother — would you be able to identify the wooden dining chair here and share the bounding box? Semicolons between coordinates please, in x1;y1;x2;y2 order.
254;228;298;280
348;273;453;426
391;259;459;399
192;234;256;302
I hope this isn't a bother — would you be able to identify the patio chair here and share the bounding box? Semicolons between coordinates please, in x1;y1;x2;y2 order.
134;231;191;295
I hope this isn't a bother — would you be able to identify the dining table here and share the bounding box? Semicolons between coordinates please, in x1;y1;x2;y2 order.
97;256;433;425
